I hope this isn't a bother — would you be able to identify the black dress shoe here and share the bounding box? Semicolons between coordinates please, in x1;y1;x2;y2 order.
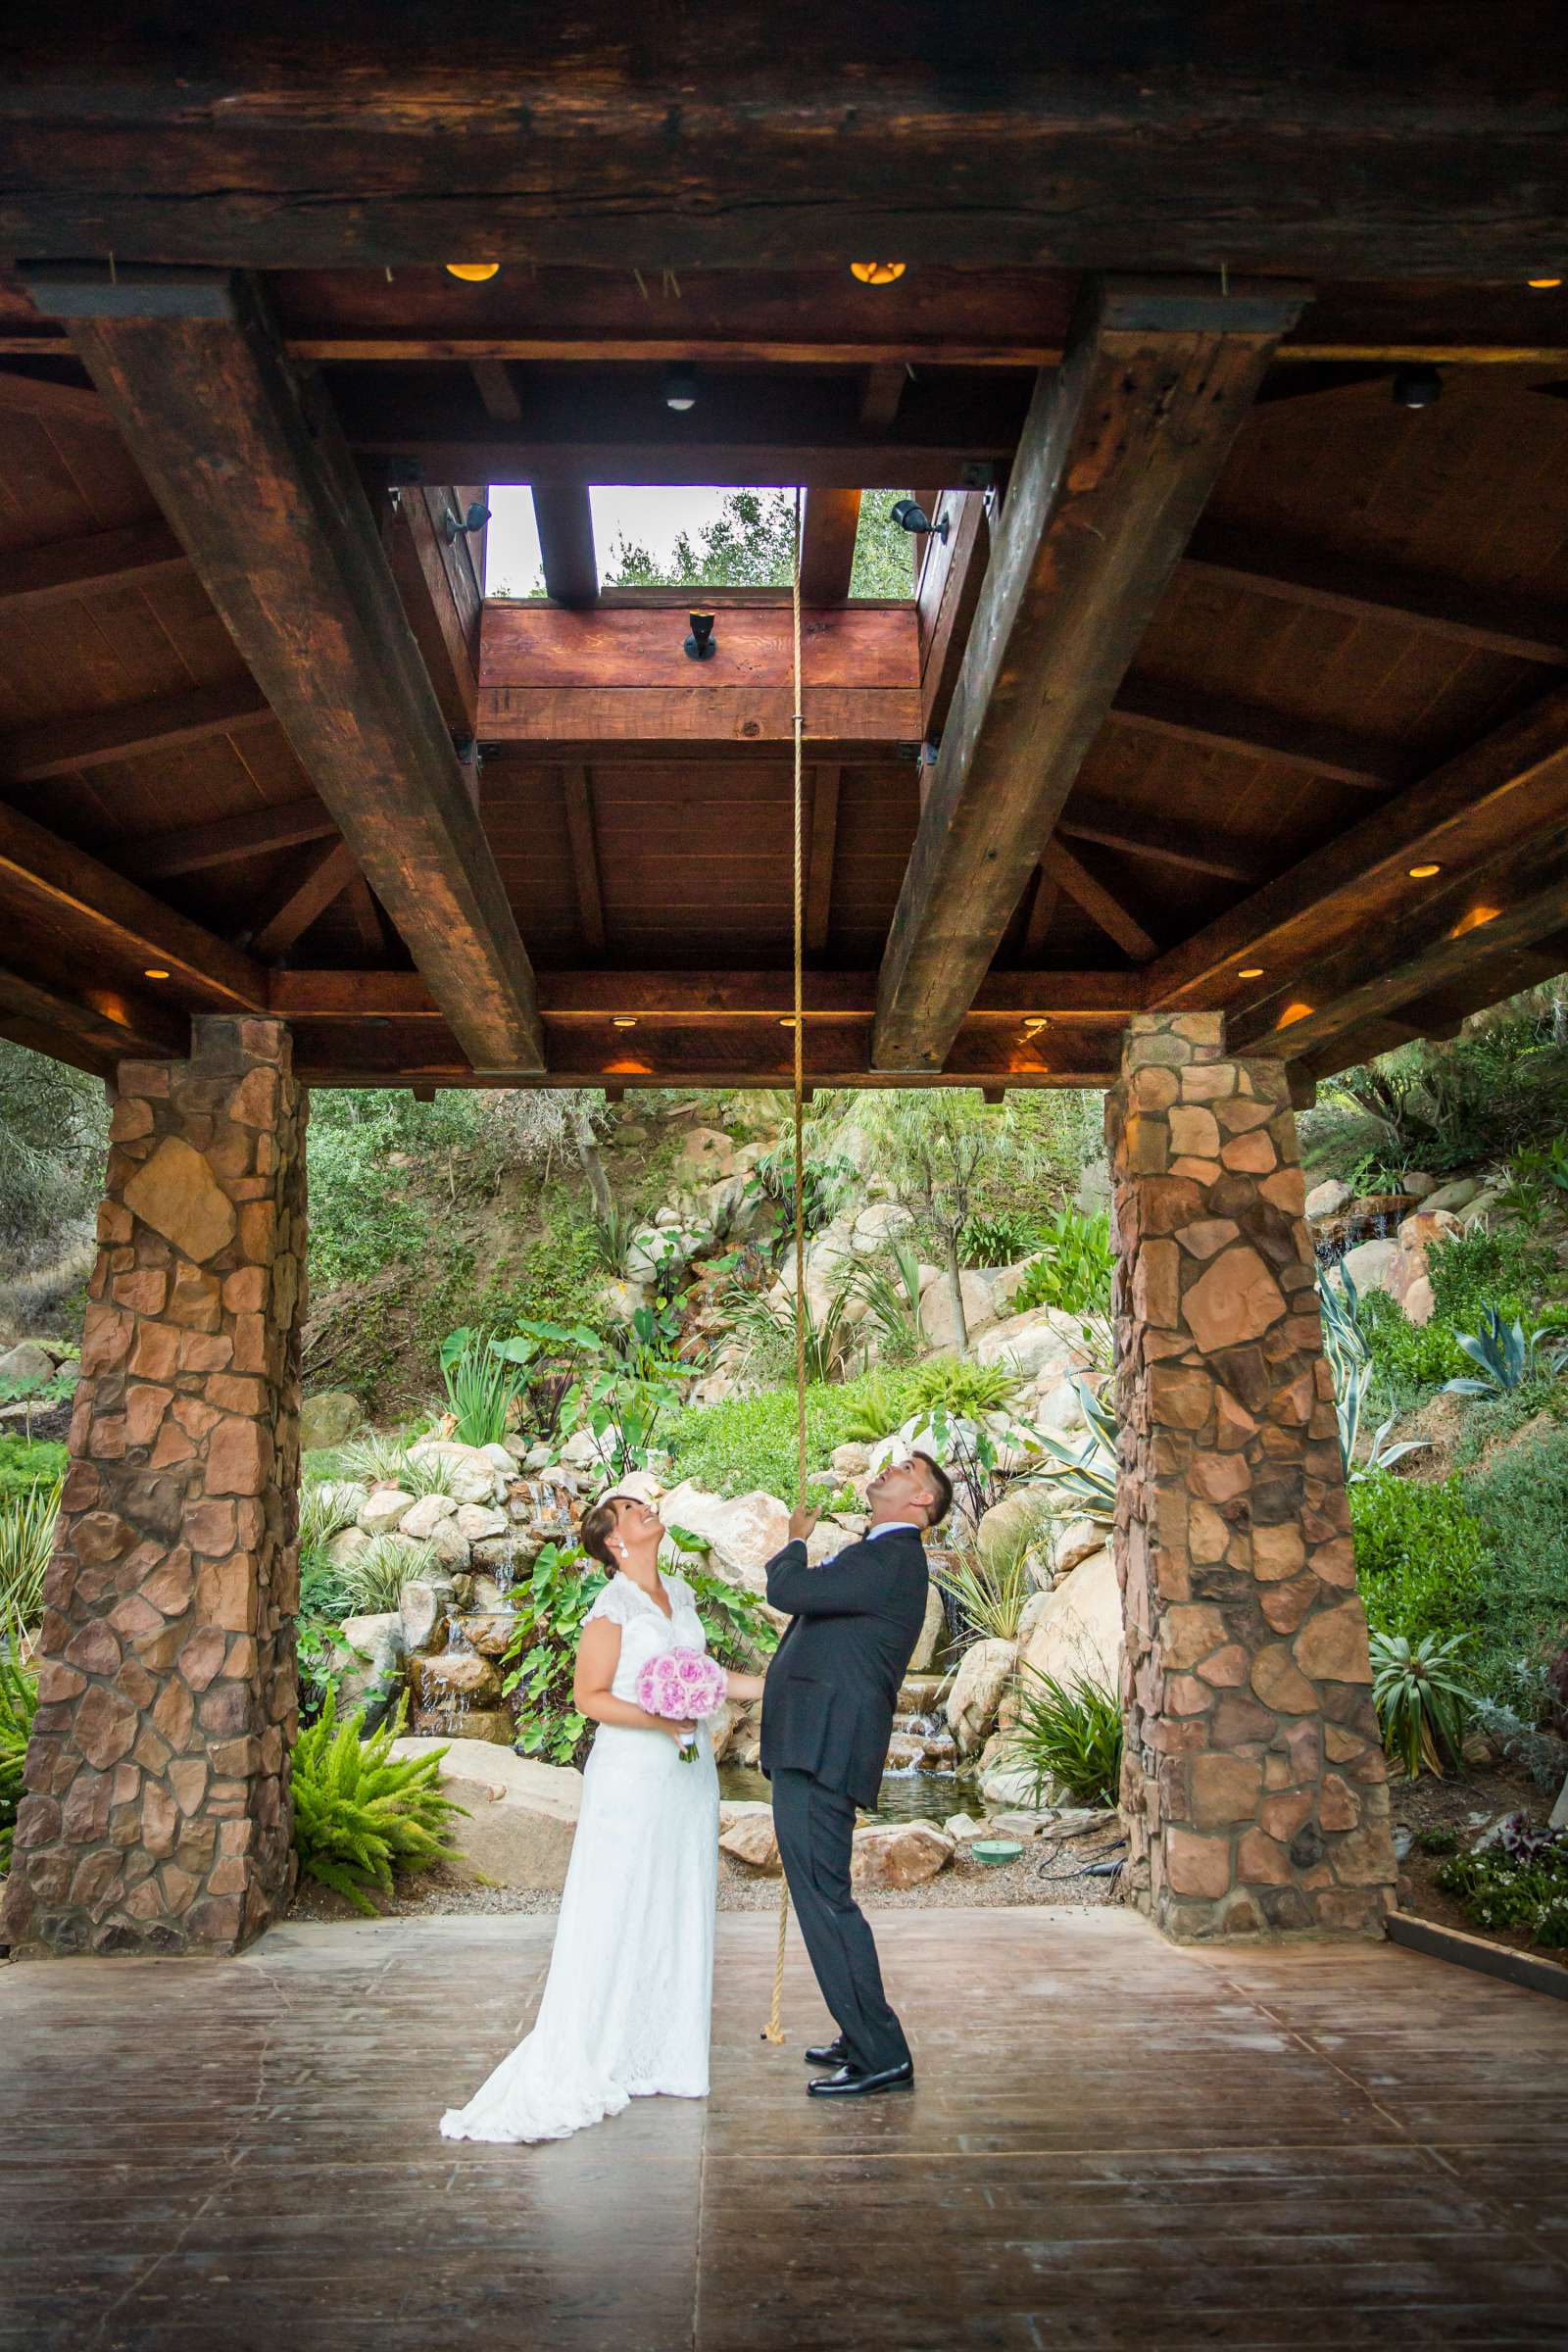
807;2059;914;2099
804;2037;849;2068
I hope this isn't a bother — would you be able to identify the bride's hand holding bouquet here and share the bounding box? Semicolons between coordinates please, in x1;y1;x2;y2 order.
636;1648;728;1760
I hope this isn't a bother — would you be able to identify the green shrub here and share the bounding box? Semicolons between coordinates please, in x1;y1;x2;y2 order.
1009;1671;1122;1806
502;1540;607;1765
666;1371;924;1499
0;1478;61;1628
1371;1629;1476;1779
0;1439;68;1506
1012;1207;1113;1320
906;1356;1024;1419
1359;1290;1468;1391
1349;1472;1487;1643
1428;1224;1555;1331
0;1629;37;1877
1437;1817;1568;1949
339;1534;438;1617
933;1530;1042;1644
1460;1425;1568;1706
957;1209;1034;1268
290;1690;465;1914
308;1089;495;1283
438;1327;520;1447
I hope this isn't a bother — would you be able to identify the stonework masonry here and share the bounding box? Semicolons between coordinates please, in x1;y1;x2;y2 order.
1107;1013;1398;1940
1;1018;306;1956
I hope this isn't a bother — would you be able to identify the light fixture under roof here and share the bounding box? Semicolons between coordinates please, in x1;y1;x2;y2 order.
612;1016;638;1029
850;262;906;285
143;967;171;980
445;262;500;283
1408;862;1443;879
1238;966;1264;980
1529;276;1563;288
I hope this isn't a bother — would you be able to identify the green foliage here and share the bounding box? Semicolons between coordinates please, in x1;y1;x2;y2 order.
1428;1223;1555;1330
600;485;914;598
662;1530;778;1668
837;1370;916;1445
0;1039;110;1266
1349;1473;1487;1643
1461;1424;1568;1707
1437;1816;1568;1950
1444;1306;1567;1398
1318;1015;1568;1175
333;1431;414;1487
1370;1629;1476;1779
0;1477;60;1627
933;1524;1044;1644
0;1439;68;1506
0;1366;74;1409
958;1209;1034;1268
906;1356;1024;1419
1009;1671;1123;1807
853;1091;1003;1277
590;1199;636;1274
295;1616;369;1729
1318;1264;1429;1481
290;1690;465;1915
1012;1207;1114;1320
1359;1288;1469;1391
338;1534;438;1617
666;1372;924;1499
439;1326;520;1447
1025;1379;1118;1524
308;1089;496;1283
742;1142;856;1238
502;1540;606;1765
0;1625;37;1877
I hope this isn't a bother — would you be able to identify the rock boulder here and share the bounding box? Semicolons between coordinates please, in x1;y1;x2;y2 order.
298;1390;364;1451
1017;1544;1121;1694
851;1819;955;1890
946;1637;1017;1756
389;1738;581;1886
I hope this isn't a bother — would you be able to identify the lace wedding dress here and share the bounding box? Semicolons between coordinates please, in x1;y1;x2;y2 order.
439;1570;720;2145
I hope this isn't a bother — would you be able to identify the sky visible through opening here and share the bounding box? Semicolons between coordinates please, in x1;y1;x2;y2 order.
485;486;779;595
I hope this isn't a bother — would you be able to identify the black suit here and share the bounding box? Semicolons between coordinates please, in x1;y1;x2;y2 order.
760;1525;930;2075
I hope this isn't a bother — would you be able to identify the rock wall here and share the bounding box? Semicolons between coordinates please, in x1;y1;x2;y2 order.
1;1018;306;1956
1107;1013;1397;1941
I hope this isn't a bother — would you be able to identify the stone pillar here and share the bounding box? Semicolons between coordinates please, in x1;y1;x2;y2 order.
1107;1012;1396;1940
1;1018;306;1956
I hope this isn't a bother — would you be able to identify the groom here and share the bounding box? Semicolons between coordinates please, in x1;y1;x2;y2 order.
760;1451;952;2099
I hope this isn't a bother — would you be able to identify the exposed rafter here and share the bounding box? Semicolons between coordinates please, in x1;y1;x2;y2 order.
873;275;1305;1070
60;270;543;1071
1041;841;1158;962
532;487;600;610
249;841;361;961
805;765;841;956
1104;677;1408;792
122;798;337;881
798;491;862;605
561;765;607;955
0;678;271;783
0;520;190;612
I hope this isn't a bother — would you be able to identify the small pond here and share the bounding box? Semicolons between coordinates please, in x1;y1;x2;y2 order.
717;1762;974;1825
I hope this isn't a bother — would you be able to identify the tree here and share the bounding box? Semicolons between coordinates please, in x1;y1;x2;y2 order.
603;489;914;595
853;1091;1004;1353
0;1041;110;1266
486;1090;613;1219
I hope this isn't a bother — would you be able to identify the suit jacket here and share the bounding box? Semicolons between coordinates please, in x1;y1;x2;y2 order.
760;1526;930;1810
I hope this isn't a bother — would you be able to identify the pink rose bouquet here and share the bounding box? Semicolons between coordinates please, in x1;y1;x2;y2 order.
635;1646;727;1761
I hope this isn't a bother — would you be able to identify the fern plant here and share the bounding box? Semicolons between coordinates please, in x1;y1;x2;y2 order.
1012;1208;1114;1319
0;1477;60;1627
838;1370;908;1445
1370;1629;1476;1780
1010;1670;1122;1806
291;1690;465;1915
906;1356;1024;1419
0;1622;37;1877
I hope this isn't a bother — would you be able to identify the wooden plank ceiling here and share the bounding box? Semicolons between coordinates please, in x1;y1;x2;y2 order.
2;28;1568;1094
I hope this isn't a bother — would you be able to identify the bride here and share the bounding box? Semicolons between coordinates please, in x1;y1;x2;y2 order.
439;1489;764;2145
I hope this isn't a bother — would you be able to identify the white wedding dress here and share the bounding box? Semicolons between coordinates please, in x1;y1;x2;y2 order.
439;1570;720;2145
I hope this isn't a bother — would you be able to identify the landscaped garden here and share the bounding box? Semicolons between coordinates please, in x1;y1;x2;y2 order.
3;986;1567;1944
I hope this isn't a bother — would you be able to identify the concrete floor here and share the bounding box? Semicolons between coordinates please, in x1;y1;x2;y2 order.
4;1906;1566;2350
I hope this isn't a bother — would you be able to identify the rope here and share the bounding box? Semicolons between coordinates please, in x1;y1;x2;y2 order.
761;488;808;2048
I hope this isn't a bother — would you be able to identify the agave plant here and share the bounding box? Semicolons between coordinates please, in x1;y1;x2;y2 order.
290;1689;466;1914
1317;1264;1426;1480
1025;1378;1118;1525
1443;1306;1568;1397
1370;1629;1476;1780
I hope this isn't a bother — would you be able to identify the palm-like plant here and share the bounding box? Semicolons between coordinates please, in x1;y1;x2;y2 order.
1370;1629;1476;1779
1444;1306;1568;1397
1009;1670;1122;1807
291;1690;466;1914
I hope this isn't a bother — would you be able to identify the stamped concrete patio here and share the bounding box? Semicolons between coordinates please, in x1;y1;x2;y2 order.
4;1905;1565;2351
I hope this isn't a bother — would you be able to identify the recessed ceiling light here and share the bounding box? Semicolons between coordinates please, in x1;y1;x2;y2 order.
1529;276;1563;288
1238;966;1264;980
850;262;906;285
444;262;500;282
1022;1016;1050;1033
1408;862;1442;879
612;1016;637;1029
143;967;171;980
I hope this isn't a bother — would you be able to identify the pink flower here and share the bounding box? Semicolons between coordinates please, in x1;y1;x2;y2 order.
636;1646;727;1729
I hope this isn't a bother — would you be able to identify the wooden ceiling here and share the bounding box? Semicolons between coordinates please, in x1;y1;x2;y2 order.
2;19;1568;1095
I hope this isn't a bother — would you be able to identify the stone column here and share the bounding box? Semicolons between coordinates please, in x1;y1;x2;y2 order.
2;1018;306;1956
1107;1012;1396;1940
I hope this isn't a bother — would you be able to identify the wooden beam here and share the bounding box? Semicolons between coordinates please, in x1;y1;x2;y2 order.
1231;833;1568;1063
250;841;360;961
1041;841;1157;962
917;491;990;738
805;765;841;956
0;800;265;1009
798;492;862;606
384;485;481;731
270;967;1148;1023
561;765;607;956
873;275;1305;1070
0;678;272;783
1018;873;1058;961
858;367;906;431
532;487;600;610
1147;682;1568;1014
61;271;542;1071
1104;676;1408;792
341;875;387;962
0;965;188;1062
1056;803;1268;885
0;520;190;613
1181;529;1568;667
469;359;523;421
2;27;1564;278
0;366;107;427
122;797;337;881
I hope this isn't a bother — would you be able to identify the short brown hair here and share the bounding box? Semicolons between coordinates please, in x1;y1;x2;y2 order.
911;1452;954;1531
580;1493;628;1570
